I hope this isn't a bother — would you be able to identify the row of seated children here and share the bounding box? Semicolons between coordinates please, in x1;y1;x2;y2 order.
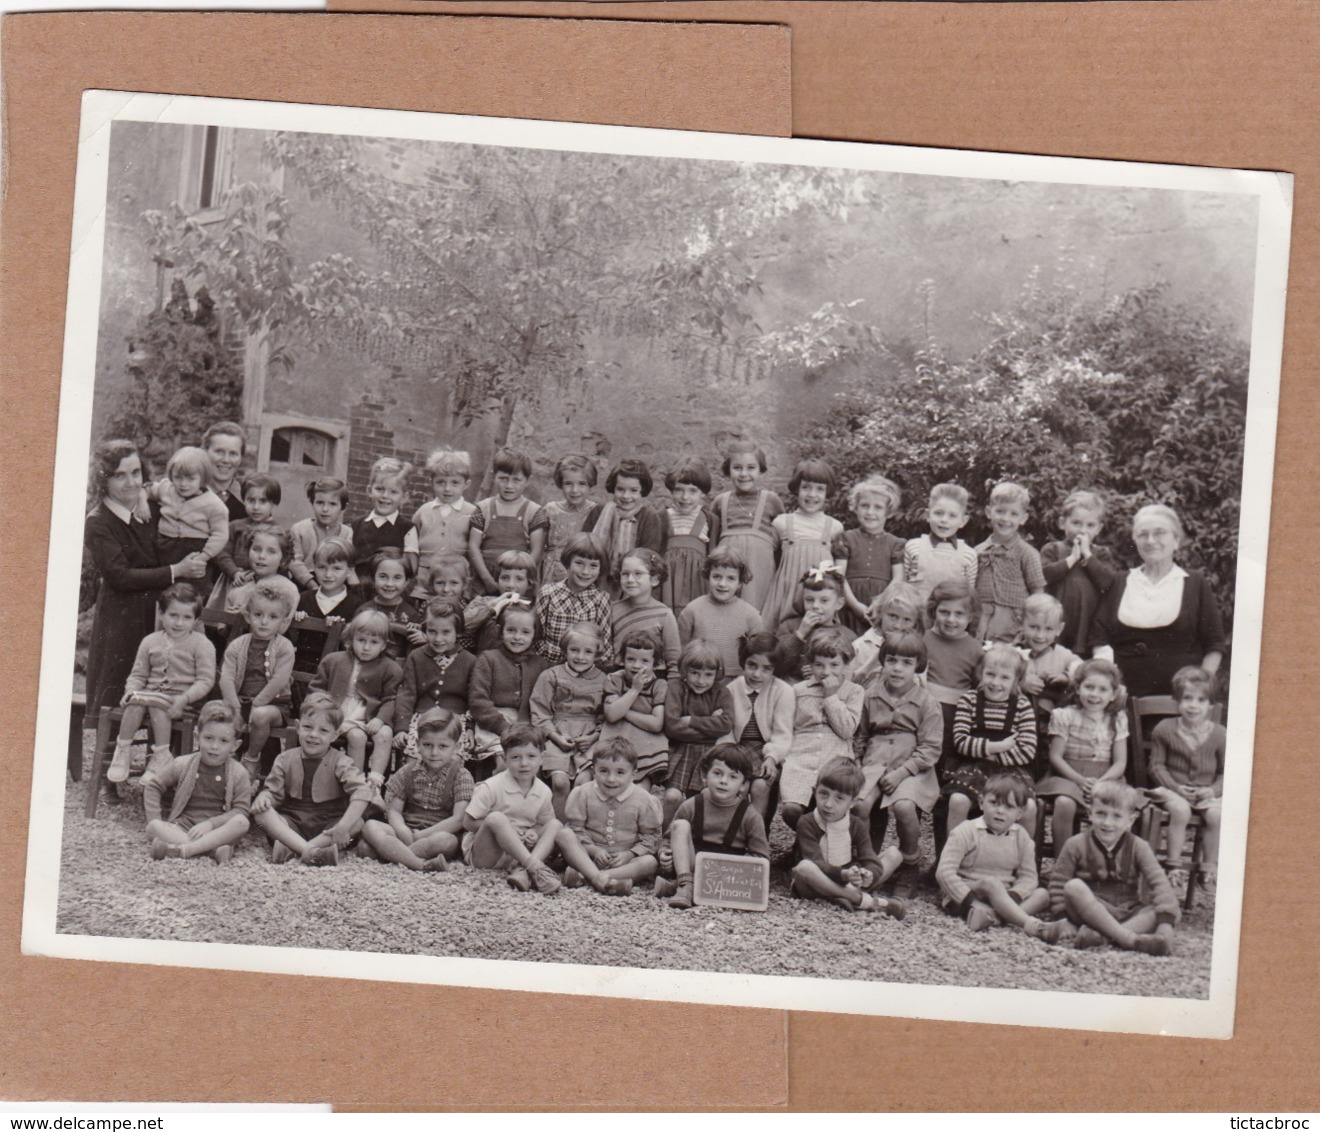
113;519;1221;909
142;692;1181;955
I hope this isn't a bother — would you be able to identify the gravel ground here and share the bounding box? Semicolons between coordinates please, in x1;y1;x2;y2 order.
53;760;1214;1000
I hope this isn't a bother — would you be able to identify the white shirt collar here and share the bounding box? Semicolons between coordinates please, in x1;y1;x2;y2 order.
103;497;134;523
592;781;634;804
366;512;399;527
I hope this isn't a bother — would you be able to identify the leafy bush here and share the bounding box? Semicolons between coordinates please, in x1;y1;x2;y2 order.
794;282;1248;632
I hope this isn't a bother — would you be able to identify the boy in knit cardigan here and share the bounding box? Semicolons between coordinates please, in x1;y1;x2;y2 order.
936;772;1070;942
143;701;251;864
1050;779;1181;954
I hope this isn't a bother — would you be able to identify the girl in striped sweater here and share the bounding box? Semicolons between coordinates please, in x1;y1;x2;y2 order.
942;642;1038;841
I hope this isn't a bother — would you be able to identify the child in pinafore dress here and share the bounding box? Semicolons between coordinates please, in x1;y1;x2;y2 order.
290;477;354;591
779;630;864;831
540;454;597;589
656;744;770;909
791;757;904;916
583;458;667;599
661;457;713;615
310;608;403;790
720;631;795;823
392;599;475;767
108;583;216;786
143;701;251;865
834;474;906;635
611;548;681;675
359;548;425;660
850;581;926;689
361;708;473;871
853;630;944;895
944;643;1038;840
555;737;663;896
529;622;607;819
469;447;548;594
708;441;782;613
663;638;733;824
600;631;669;796
762;458;843;632
1037;658;1128;853
1040;489;1119;657
405;447;477;600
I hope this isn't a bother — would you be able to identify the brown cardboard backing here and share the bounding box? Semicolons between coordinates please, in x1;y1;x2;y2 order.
0;11;791;1109
322;0;1316;1110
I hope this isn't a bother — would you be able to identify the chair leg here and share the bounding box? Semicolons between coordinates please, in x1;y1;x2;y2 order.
1184;820;1206;912
84;708;116;818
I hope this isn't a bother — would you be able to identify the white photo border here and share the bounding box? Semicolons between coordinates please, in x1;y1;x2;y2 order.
21;90;1294;1039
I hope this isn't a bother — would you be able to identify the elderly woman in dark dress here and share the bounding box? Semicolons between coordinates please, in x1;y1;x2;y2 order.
83;441;209;731
1088;504;1225;699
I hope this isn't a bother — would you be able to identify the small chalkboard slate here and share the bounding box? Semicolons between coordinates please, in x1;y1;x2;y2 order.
693;852;770;911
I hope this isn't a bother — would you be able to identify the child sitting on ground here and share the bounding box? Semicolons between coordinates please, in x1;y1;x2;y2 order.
1037;658;1128;853
555;737;663;895
936;772;1068;941
1040;489;1118;656
142;700;251;865
791;757;905;916
360;707;473;872
392;599;476;765
779;630;864;831
534;533;613;665
290;477;354;591
1146;665;1225;896
973;480;1045;642
529;622;607;816
109;583;216;786
853;630;944;897
461;721;562;894
721;631;795;824
600;631;669;797
310;608;402;790
1050;779;1180;954
218;578;298;782
250;692;373;866
656;743;771;909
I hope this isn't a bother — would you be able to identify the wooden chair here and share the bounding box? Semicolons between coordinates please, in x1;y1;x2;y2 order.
83;687;197;818
1128;694;1224;911
201;608;246;669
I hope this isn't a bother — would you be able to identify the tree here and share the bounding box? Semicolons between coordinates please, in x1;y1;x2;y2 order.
143;132;872;484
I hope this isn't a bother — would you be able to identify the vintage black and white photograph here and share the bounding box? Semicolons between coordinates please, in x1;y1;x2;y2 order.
23;92;1289;1035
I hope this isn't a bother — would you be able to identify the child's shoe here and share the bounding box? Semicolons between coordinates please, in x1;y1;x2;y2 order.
1164;866;1189;896
270;841;295;865
212;845;234;866
1199;869;1217;900
1132;932;1172;956
1025;917;1071;945
653;877;678;899
598;877;633;897
107;742;134;784
668;876;694;909
421;855;448;873
241;756;262;787
859;893;906;920
507;867;532;892
890;860;922;900
966;903;1000;932
563;867;586;889
140;745;173;787
305;844;339;867
1072;925;1106;950
528;861;562;895
150;837;171;860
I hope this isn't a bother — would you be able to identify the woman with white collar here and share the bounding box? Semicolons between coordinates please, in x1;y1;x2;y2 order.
1088;504;1225;698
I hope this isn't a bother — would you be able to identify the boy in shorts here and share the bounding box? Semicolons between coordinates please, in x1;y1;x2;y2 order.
250;692;372;866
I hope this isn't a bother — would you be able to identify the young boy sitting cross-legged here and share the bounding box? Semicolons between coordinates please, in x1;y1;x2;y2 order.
250;692;373;867
143;701;252;865
359;707;473;872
